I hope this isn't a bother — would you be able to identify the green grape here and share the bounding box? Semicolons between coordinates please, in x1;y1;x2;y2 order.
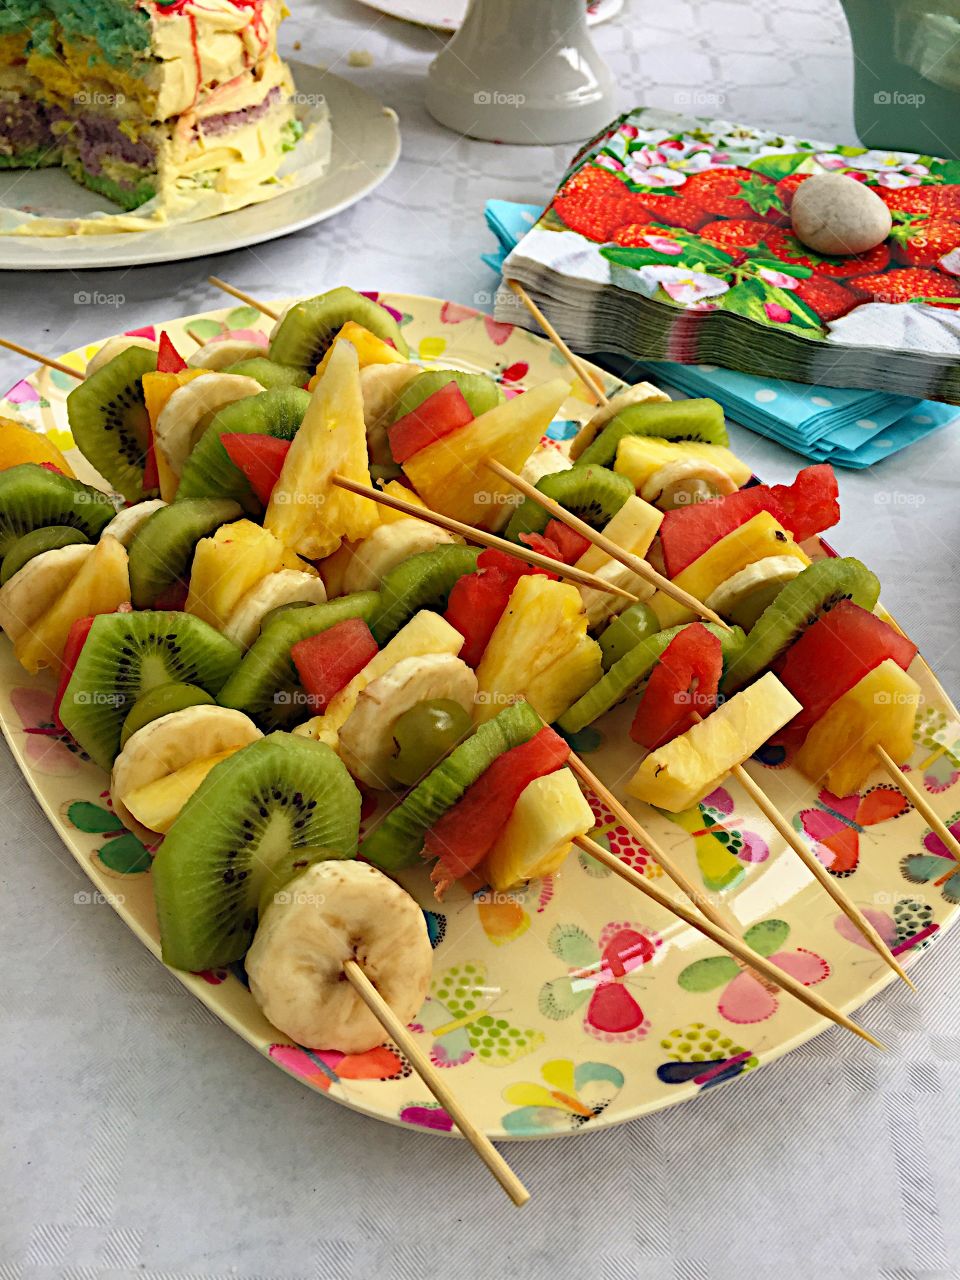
599;602;660;670
387;698;473;787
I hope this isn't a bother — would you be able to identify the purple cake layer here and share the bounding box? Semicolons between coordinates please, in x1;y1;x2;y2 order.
0;93;61;158
70;114;156;178
196;85;283;138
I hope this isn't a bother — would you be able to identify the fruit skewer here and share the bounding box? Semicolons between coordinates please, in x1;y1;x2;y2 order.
502;278;608;406
208;276;280;321
330;472;639;601
873;747;960;869
0;337;84;381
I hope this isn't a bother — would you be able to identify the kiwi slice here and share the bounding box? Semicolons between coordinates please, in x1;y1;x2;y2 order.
369;544;480;645
391;369;504;423
360;700;544;872
504;464;633;543
119;681;216;749
222;357;309;390
257;845;340;918
557;622;746;735
153;732;360;971
269;287;409;369
0;525;90;585
60;611;242;769
175;388;311;508
0;463;116;558
577;399;728;468
599;601;659;671
721;557;881;694
66;346;159;501
128;497;242;608
218;591;380;729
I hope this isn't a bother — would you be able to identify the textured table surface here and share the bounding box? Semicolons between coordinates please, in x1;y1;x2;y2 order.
2;2;959;1276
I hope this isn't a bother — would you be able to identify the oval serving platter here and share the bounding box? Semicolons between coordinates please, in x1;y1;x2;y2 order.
2;293;959;1140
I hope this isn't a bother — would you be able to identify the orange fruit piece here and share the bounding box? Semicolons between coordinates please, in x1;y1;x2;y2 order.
0;418;75;476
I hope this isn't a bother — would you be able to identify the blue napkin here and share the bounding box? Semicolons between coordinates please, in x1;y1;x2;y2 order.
484;200;958;469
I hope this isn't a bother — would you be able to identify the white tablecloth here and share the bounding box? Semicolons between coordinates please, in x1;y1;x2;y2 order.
2;2;959;1275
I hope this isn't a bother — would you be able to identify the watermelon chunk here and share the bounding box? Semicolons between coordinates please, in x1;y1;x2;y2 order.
157;331;187;374
519;518;591;565
630;622;722;749
221;433;292;506
290;617;379;712
387;382;474;463
444;549;555;667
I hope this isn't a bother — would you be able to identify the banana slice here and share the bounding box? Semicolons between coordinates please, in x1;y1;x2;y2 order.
579;559;656;630
0;543;94;647
86;335;158;378
341;518;458;593
100;499;167;548
570;382;671;459
223;568;328;649
186;339;269;370
154;373;262;478
246;860;433;1054
360;361;421;460
640;459;739;510
111;705;262;840
339;652;478;788
520;445;573;487
705;555;806;631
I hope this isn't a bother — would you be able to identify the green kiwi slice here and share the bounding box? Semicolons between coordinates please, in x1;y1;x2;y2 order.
59;611;242;769
66;346;159;501
369;544;480;645
721;557;881;695
256;845;341;918
128;497;242;608
153;732;360;971
222;357;309;390
557;622;746;735
504;464;633;543
119;681;216;749
218;591;381;729
360;700;544;872
577;399;728;468
269;287;409;369
0;525;90;585
391;369;504;423
0;463;116;558
175;388;311;508
598;601;659;671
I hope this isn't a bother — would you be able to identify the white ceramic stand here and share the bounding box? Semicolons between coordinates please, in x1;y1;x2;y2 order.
426;0;617;144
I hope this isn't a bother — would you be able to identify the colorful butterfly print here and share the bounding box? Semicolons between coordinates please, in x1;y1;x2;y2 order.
400;1102;454;1132
834;897;939;956
539;920;662;1042
901;811;960;905
501;1059;625;1135
10;686;85;776
912;709;960;795
577;794;662;880
794;784;912;877
184;309;266;344
269;1043;409;1094
438;300;477;325
411;962;544;1069
61;794;153;875
422;908;447;949
667;786;769;894
678;919;829;1025
656;1021;758;1091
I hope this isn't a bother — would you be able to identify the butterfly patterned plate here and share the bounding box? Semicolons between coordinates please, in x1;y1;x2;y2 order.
2;293;959;1140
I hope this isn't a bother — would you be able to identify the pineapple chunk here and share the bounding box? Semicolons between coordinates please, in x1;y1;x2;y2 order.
376;479;429;525
15;536;130;674
615;436;752;491
650;511;811;628
142;369;209;501
307;321;408;389
484;767;595;890
278;547;320;576
186;519;285;630
403;378;570;531
295;609;465;747
575;494;662;628
265;340;380;558
475;575;602;725
795;659;921;797
627;672;802;811
122;748;238;834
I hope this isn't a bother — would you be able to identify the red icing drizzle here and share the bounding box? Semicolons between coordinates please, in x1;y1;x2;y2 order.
147;0;270;106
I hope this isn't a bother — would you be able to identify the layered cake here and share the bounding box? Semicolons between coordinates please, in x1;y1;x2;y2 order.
0;0;301;212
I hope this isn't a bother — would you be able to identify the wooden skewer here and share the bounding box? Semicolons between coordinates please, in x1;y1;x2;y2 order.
331;474;640;601
208;275;280;320
342;959;529;1206
876;744;960;867
504;279;608;406
573;836;884;1049
0;337;83;380
484;458;731;630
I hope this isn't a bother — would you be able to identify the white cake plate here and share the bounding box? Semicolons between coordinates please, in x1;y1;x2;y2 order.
353;0;623;31
0;63;401;271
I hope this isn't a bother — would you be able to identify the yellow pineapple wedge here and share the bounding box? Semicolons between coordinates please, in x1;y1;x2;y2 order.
627;672;802;811
295;608;466;747
376;479;429;525
795;659;921;797
265;340;380;559
15;536;130;674
475;575;602;725
122;748;239;834
575;494;662;628
142;368;209;501
403;378;570;531
484;767;596;890
186;519;286;630
614;436;752;491
307;321;408;390
650;510;811;628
